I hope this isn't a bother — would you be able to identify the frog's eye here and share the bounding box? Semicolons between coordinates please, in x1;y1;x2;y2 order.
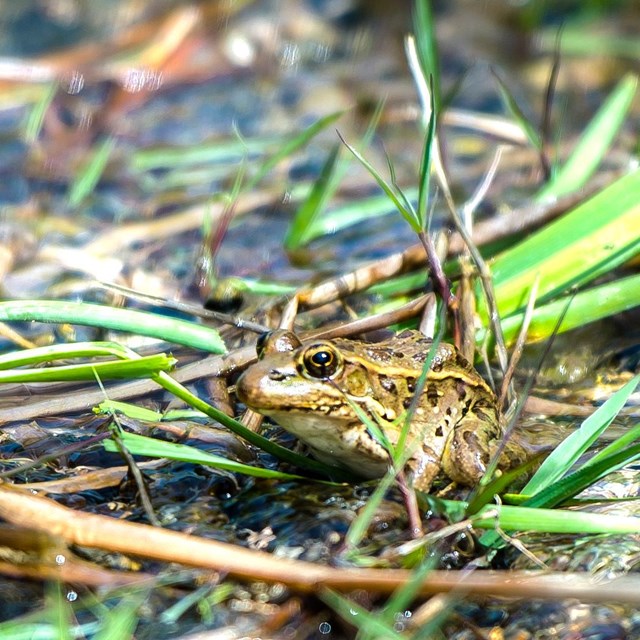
302;344;341;379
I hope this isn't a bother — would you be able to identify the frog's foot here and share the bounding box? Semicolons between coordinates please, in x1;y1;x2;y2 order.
406;446;442;492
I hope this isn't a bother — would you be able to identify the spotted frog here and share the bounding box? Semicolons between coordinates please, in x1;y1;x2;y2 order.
235;329;527;490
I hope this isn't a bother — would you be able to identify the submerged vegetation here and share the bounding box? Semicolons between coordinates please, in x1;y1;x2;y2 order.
0;1;638;638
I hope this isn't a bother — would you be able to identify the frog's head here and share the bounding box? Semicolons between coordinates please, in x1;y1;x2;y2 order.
235;331;399;433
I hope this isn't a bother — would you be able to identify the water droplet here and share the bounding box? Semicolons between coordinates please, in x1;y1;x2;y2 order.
318;621;332;634
66;71;85;94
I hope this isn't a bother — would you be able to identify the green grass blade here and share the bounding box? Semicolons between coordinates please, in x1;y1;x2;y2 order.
586;422;640;468
94;592;146;640
541;26;640;59
246;110;344;190
103;431;315;481
493;69;542;150
132;137;276;171
284;142;342;250
465;453;548;516
97;400;163;422
481;170;640;320
319;590;405;640
0;354;176;382
0;341;129;368
475;499;640;537
489;272;640;346
303;187;419;241
22;82;56;144
67;136;117;207
339;134;420;231
536;74;637;201
344;470;397;551
522;375;640;495
381;556;440;628
286;103;383;249
416;84;437;230
46;582;72;640
227;277;296;295
152;370;354;481
412;0;441;111
522;442;640;511
0;300;226;353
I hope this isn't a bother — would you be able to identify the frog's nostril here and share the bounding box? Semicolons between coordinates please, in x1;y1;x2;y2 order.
268;369;287;382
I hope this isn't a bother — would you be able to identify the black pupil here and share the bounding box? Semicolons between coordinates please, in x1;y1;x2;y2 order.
305;348;338;378
311;351;332;368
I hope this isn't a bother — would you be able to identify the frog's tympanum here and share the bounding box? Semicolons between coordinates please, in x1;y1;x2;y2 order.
236;329;527;490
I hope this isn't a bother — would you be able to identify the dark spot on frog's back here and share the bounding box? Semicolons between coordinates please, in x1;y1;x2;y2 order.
456;354;471;369
426;384;439;406
456;380;468;401
406;377;416;393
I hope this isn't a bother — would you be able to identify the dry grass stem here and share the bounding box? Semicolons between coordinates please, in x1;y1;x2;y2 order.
0;484;639;603
440;182;509;375
499;275;540;410
20;461;165;494
298;174;607;311
100;282;270;334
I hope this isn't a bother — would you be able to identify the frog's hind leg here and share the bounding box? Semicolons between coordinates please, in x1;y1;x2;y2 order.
440;414;529;486
440;415;495;486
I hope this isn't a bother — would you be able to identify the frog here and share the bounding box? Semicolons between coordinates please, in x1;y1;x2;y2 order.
235;329;528;491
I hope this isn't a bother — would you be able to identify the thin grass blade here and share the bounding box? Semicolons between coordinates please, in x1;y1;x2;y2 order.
153;371;354;480
319;590;406;640
0;354;176;382
536;74;637;201
286;104;384;248
22;82;56;143
465;452;548;516
523;442;640;513
586;422;640;468
246;110;344;190
338;133;420;231
474;498;640;538
416;82;437;230
284;142;342;250
97;400;164;422
492;68;542;150
303;187;419;240
0;341;130;369
0;300;227;353
68;136;116;207
104;431;318;482
412;0;441;110
94;591;147;640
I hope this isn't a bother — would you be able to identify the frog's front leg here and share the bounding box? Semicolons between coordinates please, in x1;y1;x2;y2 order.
406;445;443;492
